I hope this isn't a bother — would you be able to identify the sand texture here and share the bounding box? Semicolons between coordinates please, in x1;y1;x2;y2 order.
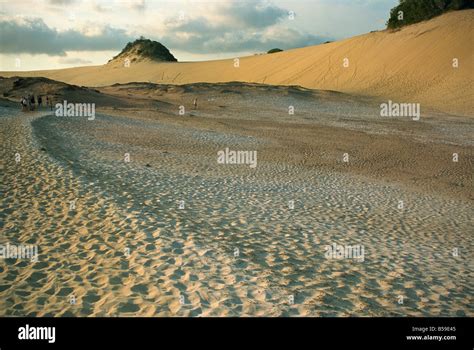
1;80;472;316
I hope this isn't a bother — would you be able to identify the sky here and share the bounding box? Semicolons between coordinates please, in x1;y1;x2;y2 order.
0;0;399;71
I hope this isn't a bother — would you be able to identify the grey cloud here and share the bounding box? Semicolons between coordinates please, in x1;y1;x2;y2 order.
166;0;287;33
0;18;134;55
169;17;211;34
219;0;288;28
158;27;329;54
158;1;329;55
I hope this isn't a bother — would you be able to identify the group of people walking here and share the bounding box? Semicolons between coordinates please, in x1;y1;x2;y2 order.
21;94;53;112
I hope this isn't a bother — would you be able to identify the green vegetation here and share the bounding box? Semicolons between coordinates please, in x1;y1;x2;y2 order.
267;48;283;54
112;38;177;62
387;0;473;29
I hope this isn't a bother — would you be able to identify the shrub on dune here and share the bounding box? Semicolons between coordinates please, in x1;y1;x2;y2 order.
386;0;473;29
267;48;283;54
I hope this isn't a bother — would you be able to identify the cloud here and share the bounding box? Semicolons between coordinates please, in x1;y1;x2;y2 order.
93;3;113;13
48;0;76;5
216;0;288;28
0;0;331;59
129;0;146;12
0;17;134;55
156;0;330;54
158;24;328;54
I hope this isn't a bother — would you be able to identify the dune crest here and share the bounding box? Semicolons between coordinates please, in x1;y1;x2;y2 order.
2;10;473;115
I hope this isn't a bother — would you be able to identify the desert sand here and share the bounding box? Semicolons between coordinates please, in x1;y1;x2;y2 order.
1;10;473;116
1;77;472;316
1;9;473;317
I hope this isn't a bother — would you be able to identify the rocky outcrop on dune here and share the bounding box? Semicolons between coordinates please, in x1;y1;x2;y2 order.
107;38;177;66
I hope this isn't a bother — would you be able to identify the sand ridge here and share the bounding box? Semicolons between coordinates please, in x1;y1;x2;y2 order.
2;10;473;116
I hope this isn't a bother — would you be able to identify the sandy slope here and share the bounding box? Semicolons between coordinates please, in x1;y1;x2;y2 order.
2;10;473;116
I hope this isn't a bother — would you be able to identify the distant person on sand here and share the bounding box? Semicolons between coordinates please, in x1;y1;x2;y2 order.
46;96;53;111
193;98;198;109
38;95;42;109
29;94;35;111
20;96;28;111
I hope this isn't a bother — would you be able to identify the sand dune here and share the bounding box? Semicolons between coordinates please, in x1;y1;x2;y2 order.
2;10;473;116
1;10;473;318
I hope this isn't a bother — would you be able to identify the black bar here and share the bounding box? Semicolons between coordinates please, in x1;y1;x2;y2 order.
0;317;471;349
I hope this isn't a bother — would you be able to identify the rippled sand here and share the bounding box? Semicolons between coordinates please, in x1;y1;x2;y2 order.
1;84;473;316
